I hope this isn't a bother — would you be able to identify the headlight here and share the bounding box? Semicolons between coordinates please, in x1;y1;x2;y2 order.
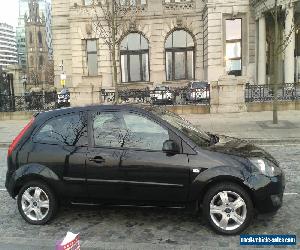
249;158;281;177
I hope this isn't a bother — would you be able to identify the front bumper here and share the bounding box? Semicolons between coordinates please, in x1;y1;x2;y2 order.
246;172;285;213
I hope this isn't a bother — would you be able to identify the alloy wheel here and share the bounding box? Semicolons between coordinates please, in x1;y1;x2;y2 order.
209;190;247;231
21;186;50;221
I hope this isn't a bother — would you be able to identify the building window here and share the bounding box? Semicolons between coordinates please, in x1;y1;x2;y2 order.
39;55;44;68
165;29;194;81
86;40;98;76
164;0;192;3
83;0;93;5
29;32;33;44
38;31;42;45
225;19;242;76
120;33;149;82
119;0;147;5
30;56;34;65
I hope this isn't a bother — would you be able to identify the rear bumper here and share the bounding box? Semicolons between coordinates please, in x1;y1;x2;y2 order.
247;173;285;213
5;170;15;198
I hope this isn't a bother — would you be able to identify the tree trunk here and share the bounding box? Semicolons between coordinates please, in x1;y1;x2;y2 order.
111;0;119;104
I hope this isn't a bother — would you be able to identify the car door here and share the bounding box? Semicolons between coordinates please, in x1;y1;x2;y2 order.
28;111;88;200
118;111;190;203
86;110;127;201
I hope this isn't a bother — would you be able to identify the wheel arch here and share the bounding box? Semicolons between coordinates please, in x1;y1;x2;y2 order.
11;164;60;198
197;176;255;206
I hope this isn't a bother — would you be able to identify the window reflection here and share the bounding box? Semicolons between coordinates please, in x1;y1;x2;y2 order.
165;29;195;81
120;33;149;82
225;19;242;76
86;40;98;76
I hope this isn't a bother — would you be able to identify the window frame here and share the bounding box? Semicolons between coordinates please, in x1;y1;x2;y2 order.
165;29;195;81
83;0;94;6
120;33;150;83
225;18;242;77
86;39;98;76
89;110;174;152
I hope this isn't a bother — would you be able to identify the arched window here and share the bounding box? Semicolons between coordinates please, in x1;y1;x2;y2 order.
38;31;42;45
165;30;195;81
29;32;33;44
39;55;44;68
120;33;149;82
30;56;34;65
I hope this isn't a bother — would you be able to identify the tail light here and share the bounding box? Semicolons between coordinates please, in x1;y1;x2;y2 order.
8;117;35;157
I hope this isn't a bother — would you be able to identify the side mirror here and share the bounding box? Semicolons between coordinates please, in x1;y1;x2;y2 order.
162;140;180;155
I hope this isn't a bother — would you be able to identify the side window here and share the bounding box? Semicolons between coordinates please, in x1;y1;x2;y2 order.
34;113;87;146
92;111;169;151
123;113;169;151
93;112;125;148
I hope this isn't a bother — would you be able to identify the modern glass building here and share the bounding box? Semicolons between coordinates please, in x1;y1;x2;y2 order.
0;23;18;68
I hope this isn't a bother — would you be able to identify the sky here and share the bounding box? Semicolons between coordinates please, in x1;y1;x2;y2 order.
0;0;19;28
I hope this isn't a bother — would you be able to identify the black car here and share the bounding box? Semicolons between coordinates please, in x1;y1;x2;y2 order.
5;105;285;235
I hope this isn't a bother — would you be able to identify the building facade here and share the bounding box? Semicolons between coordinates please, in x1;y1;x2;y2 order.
52;0;300;101
253;0;300;84
16;0;52;70
0;23;18;69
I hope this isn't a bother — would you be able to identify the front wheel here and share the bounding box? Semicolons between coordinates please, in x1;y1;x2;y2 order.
17;181;58;225
203;182;254;235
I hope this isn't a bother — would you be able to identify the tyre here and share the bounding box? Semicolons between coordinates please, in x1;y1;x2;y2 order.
17;181;58;225
203;182;254;235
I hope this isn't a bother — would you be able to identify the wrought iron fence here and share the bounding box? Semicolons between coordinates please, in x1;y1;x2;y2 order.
245;83;300;102
101;87;210;105
0;92;58;112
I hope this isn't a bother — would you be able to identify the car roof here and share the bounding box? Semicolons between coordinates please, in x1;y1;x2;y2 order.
36;104;155;120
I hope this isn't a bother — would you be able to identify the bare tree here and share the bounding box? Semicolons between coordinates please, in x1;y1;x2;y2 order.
85;0;143;104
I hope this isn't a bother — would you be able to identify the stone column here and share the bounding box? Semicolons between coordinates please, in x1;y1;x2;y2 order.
284;5;295;83
258;15;266;84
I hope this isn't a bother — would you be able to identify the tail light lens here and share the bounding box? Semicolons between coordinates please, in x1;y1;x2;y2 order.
8;117;35;157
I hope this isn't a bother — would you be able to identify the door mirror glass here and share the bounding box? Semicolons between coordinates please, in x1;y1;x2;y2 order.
162;140;180;154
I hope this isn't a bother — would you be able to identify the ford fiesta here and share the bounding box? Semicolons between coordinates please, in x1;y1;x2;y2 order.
5;105;285;235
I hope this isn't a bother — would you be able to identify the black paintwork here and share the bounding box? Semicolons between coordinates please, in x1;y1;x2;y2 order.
5;105;285;213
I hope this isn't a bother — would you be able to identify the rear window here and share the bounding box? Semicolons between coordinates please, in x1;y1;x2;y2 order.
33;113;87;146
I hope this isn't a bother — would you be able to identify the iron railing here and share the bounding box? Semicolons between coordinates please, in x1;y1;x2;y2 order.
245;83;300;102
101;87;210;105
0;92;58;112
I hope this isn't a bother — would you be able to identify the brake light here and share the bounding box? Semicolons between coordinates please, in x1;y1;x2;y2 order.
8;117;35;157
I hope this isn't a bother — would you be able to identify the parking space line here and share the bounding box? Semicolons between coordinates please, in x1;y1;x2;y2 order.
283;193;299;195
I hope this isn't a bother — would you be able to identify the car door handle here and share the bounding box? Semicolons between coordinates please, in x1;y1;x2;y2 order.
89;156;105;164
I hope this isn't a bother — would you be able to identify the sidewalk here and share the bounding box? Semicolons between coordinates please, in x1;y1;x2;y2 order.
0;110;299;147
182;110;300;143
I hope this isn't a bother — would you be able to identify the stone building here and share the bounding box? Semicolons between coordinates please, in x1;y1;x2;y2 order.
25;0;50;90
52;0;300;105
16;0;53;71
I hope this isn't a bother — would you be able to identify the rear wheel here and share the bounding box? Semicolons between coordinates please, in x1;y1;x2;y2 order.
17;181;57;225
203;182;253;235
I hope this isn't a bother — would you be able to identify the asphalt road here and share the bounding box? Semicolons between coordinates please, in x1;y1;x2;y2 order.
0;143;299;249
